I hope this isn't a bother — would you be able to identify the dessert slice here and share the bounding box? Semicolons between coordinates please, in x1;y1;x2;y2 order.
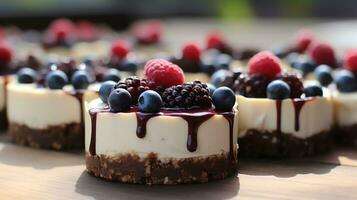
219;51;334;157
6;60;116;150
85;59;238;184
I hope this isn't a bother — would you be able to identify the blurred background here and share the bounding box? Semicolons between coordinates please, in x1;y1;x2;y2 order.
0;0;357;29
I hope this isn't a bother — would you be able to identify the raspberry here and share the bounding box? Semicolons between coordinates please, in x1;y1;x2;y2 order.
49;18;76;41
275;73;304;98
205;32;233;55
162;81;212;109
0;41;12;65
308;42;336;67
133;21;162;44
248;51;282;79
344;48;357;73
144;59;185;88
111;39;129;60
182;42;201;62
294;30;314;52
234;73;270;98
114;77;151;104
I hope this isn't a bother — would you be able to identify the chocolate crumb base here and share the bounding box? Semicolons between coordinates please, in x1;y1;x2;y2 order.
238;129;333;158
86;152;238;185
0;109;7;130
334;125;357;147
9;122;84;150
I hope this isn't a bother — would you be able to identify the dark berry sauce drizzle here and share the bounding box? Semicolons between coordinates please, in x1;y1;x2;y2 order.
65;91;85;134
89;108;235;159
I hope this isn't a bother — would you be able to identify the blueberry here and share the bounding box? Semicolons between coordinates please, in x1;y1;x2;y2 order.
46;70;68;90
212;86;236;112
286;52;300;66
304;85;323;97
99;81;116;103
335;71;357;93
211;69;232;87
206;83;216;96
120;59;138;72
71;70;90;90
215;54;232;69
108;88;132;112
104;68;121;82
314;65;333;86
138;90;162;113
267;80;291;99
83;56;94;66
200;57;216;75
294;56;316;75
17;68;37;84
272;46;290;58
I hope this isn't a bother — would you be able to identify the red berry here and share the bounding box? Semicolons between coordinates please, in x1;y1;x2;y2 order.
182;42;201;62
133;21;162;44
248;51;282;79
344;48;357;73
308;42;336;67
0;42;12;65
111;39;129;60
206;32;225;50
294;29;314;52
144;59;185;88
49;18;76;41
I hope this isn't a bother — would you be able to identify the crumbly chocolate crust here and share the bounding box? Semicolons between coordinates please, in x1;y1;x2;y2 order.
335;125;357;147
0;109;7;130
86;152;238;185
238;129;333;157
9;122;83;150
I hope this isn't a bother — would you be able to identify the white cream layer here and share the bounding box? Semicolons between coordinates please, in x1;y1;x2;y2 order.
237;95;333;139
7;82;98;129
85;99;238;159
0;76;5;110
332;91;357;126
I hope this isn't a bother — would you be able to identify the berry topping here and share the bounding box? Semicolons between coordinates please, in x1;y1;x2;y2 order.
308;42;336;67
293;56;316;75
161;81;212;109
114;77;151;104
206;83;216;96
248;51;282;79
212;86;236;112
111;39;129;60
234;73;270;98
314;65;333;86
182;42;201;62
335;70;357;93
133;21;162;44
108;88;132;113
103;68;121;82
48;18;76;42
344;48;357;73
71;70;90;90
266;80;291;100
211;69;234;87
17;68;37;84
0;42;12;65
144;59;185;88
304;85;323;97
120;59;138;72
76;20;98;41
275;74;304;98
206;32;225;50
294;30;314;52
46;70;68;90
138;90;163;113
99;81;116;103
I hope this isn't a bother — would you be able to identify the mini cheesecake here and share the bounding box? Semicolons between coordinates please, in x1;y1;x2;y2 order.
85;59;238;184
7;82;98;149
0;76;10;129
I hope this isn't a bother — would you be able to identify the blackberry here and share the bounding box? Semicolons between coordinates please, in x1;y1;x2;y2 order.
219;71;242;89
162;81;212;109
234;73;270;98
275;73;304;98
114;76;151;104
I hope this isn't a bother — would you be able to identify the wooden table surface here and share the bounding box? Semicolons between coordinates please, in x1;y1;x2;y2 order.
2;19;357;199
0;133;356;200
